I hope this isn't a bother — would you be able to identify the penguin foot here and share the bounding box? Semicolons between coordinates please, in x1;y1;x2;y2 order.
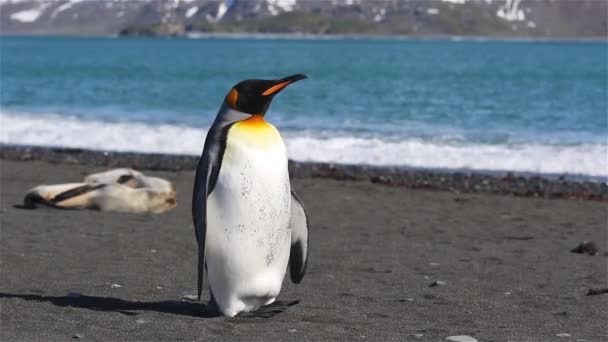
236;300;300;319
201;294;222;318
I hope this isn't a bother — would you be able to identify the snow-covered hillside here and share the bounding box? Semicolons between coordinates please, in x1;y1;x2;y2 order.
0;0;605;37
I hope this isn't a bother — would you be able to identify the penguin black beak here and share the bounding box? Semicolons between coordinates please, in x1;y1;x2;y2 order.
262;74;307;96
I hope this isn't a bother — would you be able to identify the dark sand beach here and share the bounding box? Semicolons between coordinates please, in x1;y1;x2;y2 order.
0;156;606;341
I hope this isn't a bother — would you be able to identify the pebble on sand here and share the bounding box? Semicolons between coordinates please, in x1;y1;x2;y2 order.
430;280;447;287
180;294;198;301
398;298;414;302
570;241;599;255
586;288;608;296
446;335;477;342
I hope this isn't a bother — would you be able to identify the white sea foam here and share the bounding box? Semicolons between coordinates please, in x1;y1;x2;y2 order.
0;111;207;155
285;135;607;177
1;111;606;177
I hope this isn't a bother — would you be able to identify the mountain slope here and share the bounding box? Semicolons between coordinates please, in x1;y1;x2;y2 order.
1;0;606;38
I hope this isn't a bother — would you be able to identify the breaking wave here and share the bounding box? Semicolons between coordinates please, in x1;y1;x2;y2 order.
1;111;606;177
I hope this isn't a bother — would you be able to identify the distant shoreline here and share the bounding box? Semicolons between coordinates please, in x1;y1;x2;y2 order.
1;144;606;201
186;32;608;43
1;33;606;43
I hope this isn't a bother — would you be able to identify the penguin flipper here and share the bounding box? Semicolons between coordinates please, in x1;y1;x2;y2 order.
192;118;236;301
192;151;215;302
289;190;309;284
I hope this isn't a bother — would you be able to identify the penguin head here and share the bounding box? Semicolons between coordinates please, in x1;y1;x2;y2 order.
224;74;307;115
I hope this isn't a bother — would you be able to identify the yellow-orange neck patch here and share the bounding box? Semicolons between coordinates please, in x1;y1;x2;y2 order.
229;115;282;148
239;114;266;127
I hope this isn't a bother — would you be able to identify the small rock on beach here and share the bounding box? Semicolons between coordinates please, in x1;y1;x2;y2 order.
180;294;198;301
446;335;477;342
570;241;599;255
430;280;447;287
586;288;608;296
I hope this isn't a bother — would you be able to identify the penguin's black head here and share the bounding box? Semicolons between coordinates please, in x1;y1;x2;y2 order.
225;74;307;115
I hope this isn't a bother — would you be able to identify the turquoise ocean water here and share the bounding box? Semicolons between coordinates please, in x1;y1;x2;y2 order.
1;36;606;177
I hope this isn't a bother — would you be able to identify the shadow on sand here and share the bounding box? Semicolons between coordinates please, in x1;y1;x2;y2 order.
0;292;299;319
0;292;219;318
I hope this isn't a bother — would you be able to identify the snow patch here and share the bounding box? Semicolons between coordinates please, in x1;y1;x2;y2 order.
10;9;42;22
9;1;51;22
216;2;228;21
439;0;468;4
497;0;525;22
51;0;83;19
266;0;296;15
373;8;386;22
0;0;32;3
185;6;198;18
209;0;234;22
267;3;278;15
166;0;196;8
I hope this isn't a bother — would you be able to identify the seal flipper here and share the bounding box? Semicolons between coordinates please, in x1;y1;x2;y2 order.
52;183;106;204
22;183;106;209
22;192;60;209
289;190;309;283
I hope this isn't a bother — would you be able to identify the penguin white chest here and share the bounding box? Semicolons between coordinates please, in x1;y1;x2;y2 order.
206;119;291;316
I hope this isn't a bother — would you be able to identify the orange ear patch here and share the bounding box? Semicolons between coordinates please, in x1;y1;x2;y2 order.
226;88;238;108
262;81;290;96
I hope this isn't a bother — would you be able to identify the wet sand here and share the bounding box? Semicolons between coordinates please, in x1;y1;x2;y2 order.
0;159;606;341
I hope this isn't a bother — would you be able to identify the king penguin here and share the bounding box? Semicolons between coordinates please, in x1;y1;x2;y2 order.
192;74;309;317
